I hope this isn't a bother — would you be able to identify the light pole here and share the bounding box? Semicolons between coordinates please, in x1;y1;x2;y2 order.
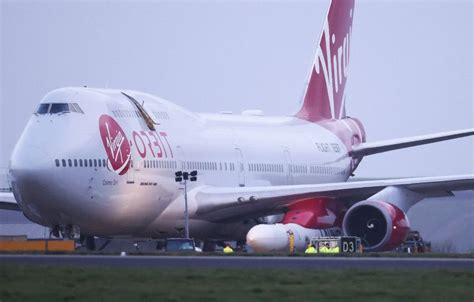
175;170;197;239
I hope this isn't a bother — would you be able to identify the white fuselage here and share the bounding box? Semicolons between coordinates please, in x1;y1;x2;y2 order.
9;87;353;240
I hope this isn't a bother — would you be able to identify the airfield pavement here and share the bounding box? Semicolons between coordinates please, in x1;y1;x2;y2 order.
1;254;473;269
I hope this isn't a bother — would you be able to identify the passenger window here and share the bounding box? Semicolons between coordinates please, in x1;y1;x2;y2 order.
79;159;83;167
68;159;72;167
89;159;92;167
98;159;102;167
62;159;66;167
84;159;88;167
94;159;97;167
74;159;78;167
55;159;60;167
103;159;106;167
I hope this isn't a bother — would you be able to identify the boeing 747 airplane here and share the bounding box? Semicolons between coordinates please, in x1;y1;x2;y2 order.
1;0;473;252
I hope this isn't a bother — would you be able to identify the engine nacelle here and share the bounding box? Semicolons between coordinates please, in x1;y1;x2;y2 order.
342;200;410;251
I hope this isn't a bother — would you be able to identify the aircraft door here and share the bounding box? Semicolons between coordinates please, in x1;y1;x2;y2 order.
235;148;245;187
283;149;293;185
176;146;186;170
127;152;135;184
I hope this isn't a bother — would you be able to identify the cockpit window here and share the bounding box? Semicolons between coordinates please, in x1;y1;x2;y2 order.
50;103;70;114
36;104;50;114
70;103;84;114
35;103;84;115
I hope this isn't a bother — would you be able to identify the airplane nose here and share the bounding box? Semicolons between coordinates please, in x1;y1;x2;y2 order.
9;144;58;225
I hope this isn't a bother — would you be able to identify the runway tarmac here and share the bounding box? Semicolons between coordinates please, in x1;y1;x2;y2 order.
1;255;473;269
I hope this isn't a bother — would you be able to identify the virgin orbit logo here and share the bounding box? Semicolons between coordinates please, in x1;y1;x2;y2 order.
99;115;131;175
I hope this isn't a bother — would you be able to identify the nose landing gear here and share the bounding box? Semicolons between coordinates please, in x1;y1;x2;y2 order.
49;225;103;251
50;224;80;240
50;224;93;249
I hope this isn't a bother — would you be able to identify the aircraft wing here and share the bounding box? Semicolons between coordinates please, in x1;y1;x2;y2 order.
0;192;20;211
351;128;473;159
193;174;474;222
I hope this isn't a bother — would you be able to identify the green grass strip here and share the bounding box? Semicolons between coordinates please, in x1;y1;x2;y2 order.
1;264;473;302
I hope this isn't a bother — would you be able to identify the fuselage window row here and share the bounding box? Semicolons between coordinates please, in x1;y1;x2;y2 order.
143;160;177;170
111;109;143;119
248;163;284;173
184;161;235;172
152;111;170;120
56;159;107;168
54;158;347;176
245;163;346;175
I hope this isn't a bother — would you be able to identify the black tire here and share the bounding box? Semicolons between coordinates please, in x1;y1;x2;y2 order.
85;235;96;251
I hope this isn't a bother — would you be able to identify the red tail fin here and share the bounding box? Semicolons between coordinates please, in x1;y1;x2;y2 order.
296;0;355;122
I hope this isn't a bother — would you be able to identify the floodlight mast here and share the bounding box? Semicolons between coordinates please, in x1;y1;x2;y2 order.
174;170;197;239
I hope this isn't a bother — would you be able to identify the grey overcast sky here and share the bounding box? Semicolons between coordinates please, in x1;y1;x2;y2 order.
1;0;473;178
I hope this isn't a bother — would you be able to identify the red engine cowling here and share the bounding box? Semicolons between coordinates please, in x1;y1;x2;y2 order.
342;200;410;251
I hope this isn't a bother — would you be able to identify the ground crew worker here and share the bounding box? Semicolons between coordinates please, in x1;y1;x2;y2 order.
305;244;317;254
319;242;331;253
223;243;234;254
330;243;340;253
